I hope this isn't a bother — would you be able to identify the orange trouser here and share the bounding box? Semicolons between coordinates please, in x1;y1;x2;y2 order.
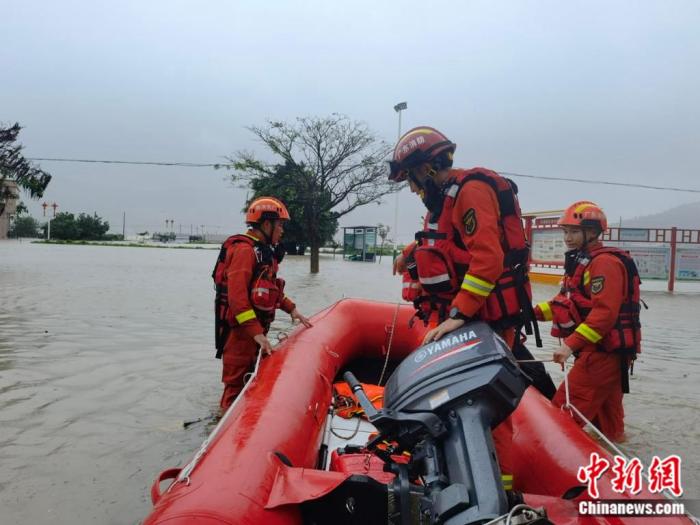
552;351;625;442
220;328;259;411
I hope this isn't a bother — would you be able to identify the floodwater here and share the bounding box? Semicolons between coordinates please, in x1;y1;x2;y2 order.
1;240;699;524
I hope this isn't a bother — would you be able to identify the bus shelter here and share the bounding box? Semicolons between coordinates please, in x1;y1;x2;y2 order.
343;226;377;262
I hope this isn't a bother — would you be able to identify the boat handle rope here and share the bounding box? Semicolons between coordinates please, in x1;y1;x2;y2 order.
378;302;401;386
172;350;264;489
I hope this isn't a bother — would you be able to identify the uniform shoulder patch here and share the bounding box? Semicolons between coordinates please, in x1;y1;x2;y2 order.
463;208;477;235
590;276;605;294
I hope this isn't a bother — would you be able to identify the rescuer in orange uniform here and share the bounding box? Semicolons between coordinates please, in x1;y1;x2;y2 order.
212;197;312;412
389;126;536;348
389;126;541;475
534;201;642;441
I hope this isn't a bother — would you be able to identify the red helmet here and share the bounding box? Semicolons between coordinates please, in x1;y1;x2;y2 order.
388;126;456;182
558;201;608;232
246;197;290;224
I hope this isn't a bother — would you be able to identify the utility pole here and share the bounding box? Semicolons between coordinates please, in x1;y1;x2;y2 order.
392;101;407;260
43;202;58;240
122;212;126;239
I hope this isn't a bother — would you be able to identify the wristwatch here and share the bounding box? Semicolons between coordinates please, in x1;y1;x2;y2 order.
448;307;469;321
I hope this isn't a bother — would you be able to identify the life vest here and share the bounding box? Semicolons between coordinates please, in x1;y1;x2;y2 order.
555;246;642;393
401;245;423;302
405;168;539;340
558;246;642;355
212;234;284;358
333;382;384;419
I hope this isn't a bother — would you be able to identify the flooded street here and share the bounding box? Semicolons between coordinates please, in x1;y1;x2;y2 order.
1;240;699;524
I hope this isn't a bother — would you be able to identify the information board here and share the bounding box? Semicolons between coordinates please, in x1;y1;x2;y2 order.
531;229;567;262
676;247;700;280
626;246;669;280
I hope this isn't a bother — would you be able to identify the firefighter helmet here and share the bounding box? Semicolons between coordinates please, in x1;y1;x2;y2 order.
558;201;608;232
389;126;456;182
245;197;290;224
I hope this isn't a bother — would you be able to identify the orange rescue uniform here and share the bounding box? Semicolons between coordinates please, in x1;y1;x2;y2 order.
535;240;628;441
220;232;295;411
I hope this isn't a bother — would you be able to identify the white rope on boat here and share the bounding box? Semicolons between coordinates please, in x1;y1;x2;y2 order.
558;358;699;522
482;503;541;525
172;350;263;488
378;302;401;386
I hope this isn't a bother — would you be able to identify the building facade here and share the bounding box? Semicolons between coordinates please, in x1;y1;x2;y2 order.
0;180;19;239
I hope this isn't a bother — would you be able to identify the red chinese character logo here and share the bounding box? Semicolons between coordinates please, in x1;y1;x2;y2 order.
577;452;610;498
610;456;643;495
648;455;683;497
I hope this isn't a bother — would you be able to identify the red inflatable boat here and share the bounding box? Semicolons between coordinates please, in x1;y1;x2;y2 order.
145;299;693;525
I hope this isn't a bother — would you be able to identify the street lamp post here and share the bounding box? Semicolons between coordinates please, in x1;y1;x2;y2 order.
43;201;58;240
392;102;407;260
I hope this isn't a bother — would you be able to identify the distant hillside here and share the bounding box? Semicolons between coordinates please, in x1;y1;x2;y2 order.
623;201;700;228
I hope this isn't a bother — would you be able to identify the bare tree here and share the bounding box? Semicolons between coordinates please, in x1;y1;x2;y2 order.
230;115;398;273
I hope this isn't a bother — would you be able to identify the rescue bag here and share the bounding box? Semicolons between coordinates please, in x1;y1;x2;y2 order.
333;382;384;419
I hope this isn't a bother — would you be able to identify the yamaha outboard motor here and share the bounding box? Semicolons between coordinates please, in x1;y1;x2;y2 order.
344;322;532;525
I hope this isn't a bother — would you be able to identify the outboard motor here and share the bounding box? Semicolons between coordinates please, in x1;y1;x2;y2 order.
344;322;533;525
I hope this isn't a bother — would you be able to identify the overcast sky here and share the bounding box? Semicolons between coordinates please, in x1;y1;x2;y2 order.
3;0;699;241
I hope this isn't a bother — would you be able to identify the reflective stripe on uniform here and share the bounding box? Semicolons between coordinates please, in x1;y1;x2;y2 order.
446;184;459;198
419;274;450;285
235;309;257;323
251;288;269;294
583;270;591;286
538;301;553;321
461;274;495;297
502;474;514;490
575;322;602;343
403;282;421;289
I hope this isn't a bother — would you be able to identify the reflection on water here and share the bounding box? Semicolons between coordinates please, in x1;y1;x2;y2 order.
1;241;698;524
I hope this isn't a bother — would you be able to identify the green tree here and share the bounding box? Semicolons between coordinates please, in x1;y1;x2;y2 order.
248;161;338;255
46;212;80;240
9;215;40;238
231;115;396;273
0;123;52;218
76;212;110;239
43;211;110;240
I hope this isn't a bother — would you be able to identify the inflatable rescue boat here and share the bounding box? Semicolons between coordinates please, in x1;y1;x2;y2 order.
145;299;693;525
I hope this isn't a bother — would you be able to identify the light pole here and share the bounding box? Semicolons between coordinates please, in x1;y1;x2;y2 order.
43;202;58;240
393;101;407;259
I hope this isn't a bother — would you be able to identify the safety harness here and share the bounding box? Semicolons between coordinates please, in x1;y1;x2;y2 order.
212;234;285;358
402;168;540;344
548;246;643;392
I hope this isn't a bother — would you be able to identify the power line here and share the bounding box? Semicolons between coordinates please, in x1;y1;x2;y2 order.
28;157;232;169
499;171;700;194
26;156;700;193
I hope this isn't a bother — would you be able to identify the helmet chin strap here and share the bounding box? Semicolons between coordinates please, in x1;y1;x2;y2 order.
252;221;274;245
581;229;601;251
